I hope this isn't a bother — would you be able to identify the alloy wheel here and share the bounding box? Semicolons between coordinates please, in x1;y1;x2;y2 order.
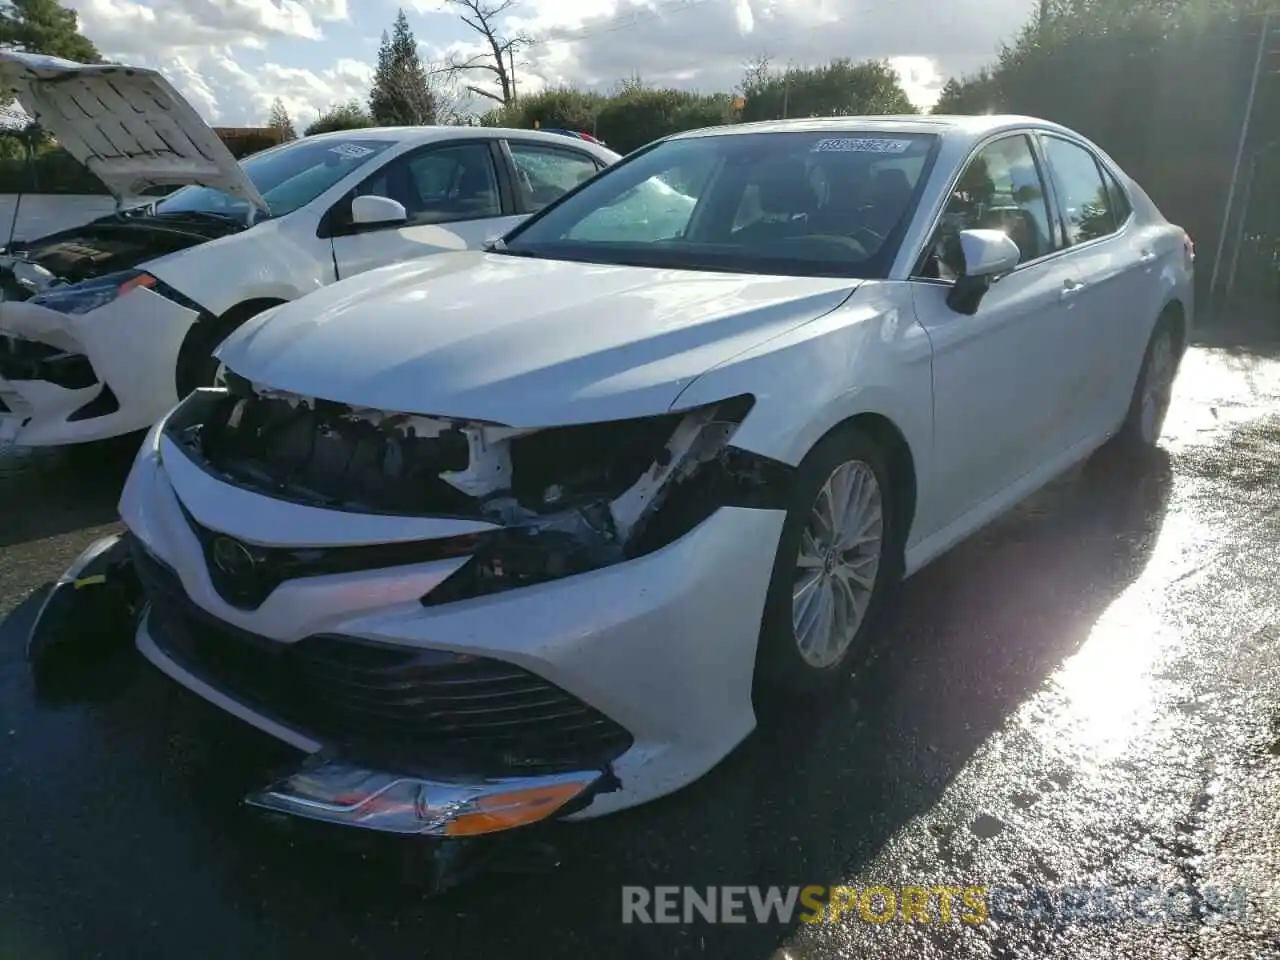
791;459;884;669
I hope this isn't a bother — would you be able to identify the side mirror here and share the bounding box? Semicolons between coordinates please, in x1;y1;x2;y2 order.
946;229;1021;315
351;194;407;227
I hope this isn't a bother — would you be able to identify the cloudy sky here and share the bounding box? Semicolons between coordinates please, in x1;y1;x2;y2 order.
65;0;1038;128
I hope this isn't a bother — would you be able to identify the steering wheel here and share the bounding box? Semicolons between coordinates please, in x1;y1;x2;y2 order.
779;234;869;257
850;225;884;249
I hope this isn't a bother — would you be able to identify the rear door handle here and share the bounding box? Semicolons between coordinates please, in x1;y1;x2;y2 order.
1060;278;1086;300
1139;249;1158;265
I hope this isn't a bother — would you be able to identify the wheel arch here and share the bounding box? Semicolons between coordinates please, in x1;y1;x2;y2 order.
174;296;289;397
797;411;919;558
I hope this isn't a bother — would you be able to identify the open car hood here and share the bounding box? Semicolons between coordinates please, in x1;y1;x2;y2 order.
215;251;860;426
0;52;268;211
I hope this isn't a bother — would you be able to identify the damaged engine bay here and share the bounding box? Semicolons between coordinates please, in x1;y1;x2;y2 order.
164;370;793;600
0;210;241;300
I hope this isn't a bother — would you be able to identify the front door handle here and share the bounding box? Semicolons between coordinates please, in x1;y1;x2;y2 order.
1060;278;1086;300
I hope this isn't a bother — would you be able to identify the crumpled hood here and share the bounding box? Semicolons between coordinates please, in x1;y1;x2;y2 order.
0;52;268;211
216;251;860;426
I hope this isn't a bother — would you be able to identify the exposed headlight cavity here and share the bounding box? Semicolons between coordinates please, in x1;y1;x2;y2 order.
162;376;793;604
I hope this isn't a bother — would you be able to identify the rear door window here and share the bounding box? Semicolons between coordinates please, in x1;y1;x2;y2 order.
508;142;601;211
1040;136;1119;245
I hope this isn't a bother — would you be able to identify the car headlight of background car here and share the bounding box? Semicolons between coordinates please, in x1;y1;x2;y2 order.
28;269;158;315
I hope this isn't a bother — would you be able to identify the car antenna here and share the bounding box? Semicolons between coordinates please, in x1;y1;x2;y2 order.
3;122;38;253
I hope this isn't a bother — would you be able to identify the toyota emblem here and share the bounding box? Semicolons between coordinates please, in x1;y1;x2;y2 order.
211;536;257;578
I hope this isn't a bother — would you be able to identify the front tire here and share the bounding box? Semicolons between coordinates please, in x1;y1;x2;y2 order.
753;425;900;704
175;302;282;398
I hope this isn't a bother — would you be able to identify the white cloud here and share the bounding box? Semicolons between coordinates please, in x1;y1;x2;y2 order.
69;0;348;53
63;0;1035;124
448;0;1035;108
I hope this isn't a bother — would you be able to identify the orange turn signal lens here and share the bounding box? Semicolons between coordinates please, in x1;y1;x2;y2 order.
118;273;157;295
443;780;590;837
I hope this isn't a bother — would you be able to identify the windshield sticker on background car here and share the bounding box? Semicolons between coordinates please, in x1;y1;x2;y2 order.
811;138;912;154
329;143;376;160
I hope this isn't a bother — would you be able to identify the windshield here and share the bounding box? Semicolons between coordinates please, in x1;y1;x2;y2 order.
502;130;939;278
154;137;395;219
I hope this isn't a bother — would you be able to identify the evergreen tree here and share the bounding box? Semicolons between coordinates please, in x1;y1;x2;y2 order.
369;9;436;126
0;0;102;63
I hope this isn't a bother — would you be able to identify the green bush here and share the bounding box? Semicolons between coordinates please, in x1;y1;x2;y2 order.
594;89;736;154
0;133;279;195
0;147;107;194
488;88;604;134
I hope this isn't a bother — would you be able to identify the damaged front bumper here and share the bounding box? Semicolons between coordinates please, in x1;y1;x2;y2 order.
32;531;616;843
0;282;200;445
78;377;794;841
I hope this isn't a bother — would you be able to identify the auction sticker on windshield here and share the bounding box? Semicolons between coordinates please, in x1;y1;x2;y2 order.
330;143;376;159
811;138;912;153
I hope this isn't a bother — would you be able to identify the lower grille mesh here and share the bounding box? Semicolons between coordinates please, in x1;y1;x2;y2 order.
130;536;632;772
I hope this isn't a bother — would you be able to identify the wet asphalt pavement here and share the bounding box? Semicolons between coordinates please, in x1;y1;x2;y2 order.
3;320;1280;959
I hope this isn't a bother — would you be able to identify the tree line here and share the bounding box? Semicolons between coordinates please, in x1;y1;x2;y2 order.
4;0;1278;297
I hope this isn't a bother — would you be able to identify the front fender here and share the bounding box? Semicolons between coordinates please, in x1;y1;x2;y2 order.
671;283;935;543
146;216;332;317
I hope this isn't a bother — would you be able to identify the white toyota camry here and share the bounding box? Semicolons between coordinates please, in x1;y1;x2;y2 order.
68;114;1192;839
0;52;617;447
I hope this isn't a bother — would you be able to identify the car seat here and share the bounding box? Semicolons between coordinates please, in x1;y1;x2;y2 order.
732;157;818;245
866;168;913;235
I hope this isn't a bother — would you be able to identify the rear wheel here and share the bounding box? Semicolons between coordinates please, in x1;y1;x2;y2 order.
1099;311;1181;457
753;425;900;705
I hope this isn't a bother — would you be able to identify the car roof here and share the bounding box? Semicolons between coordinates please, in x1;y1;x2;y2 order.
666;114;1081;146
301;125;618;153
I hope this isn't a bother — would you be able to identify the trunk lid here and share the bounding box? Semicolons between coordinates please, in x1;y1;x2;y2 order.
0;52;269;212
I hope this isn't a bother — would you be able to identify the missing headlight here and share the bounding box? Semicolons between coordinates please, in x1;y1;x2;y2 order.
161;382;792;606
423;395;794;606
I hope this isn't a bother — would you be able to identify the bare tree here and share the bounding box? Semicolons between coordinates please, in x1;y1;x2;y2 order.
741;53;772;94
442;0;532;106
425;60;468;124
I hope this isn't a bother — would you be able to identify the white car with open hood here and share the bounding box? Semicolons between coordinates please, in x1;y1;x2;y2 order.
0;52;618;447
67;115;1190;840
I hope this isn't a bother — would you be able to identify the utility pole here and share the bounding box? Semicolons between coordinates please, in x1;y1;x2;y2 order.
1209;11;1272;303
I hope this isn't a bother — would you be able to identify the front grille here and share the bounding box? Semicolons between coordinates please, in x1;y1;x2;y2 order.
0;335;96;389
130;536;633;773
177;501;483;610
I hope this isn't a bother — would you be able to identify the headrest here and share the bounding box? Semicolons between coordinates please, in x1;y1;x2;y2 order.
754;158;817;216
873;167;912;199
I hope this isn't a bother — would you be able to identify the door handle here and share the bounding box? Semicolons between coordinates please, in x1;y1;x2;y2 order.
1060;278;1086;300
1139;250;1158;264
